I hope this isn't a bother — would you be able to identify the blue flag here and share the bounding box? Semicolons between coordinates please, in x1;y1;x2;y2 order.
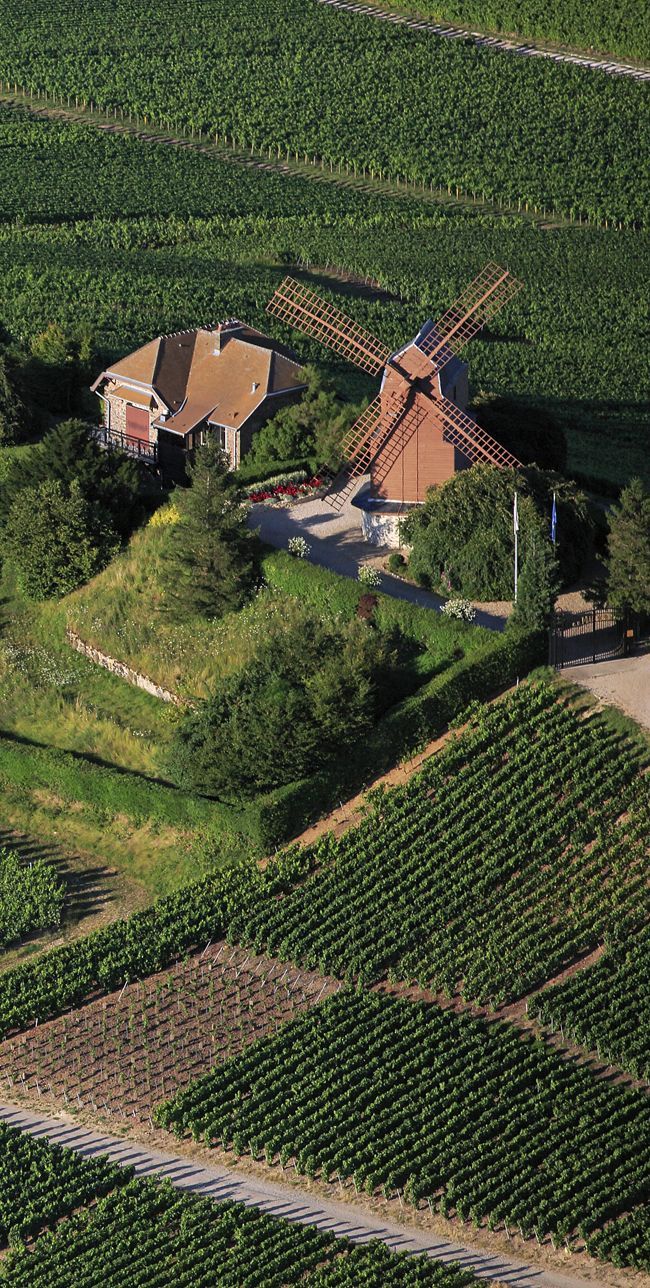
551;492;557;544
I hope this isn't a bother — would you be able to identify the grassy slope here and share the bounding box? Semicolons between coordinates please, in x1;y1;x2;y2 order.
64;518;488;700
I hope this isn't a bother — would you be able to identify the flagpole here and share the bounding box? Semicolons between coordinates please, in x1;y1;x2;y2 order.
513;491;519;602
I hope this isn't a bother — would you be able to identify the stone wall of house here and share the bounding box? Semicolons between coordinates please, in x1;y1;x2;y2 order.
106;392;127;434
66;629;191;706
105;388;158;445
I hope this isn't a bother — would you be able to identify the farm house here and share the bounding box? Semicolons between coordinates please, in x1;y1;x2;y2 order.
92;321;307;479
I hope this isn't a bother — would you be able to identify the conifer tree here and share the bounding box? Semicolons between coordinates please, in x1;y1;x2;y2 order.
0;418;140;536
6;478;117;599
510;534;560;632
162;438;256;620
606;478;650;615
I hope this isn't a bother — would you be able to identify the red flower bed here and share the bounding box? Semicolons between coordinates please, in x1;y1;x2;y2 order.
248;477;323;504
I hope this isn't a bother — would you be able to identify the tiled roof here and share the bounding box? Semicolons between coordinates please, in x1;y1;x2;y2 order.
93;323;306;437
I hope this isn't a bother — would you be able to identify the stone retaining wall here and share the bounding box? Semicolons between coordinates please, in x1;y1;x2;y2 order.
66;629;189;706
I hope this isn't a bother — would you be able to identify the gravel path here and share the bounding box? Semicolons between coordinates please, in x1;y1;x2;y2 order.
316;0;650;81
0;1102;611;1288
563;647;650;732
250;492;507;631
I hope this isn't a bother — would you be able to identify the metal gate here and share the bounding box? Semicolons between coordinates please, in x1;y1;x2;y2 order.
549;608;626;669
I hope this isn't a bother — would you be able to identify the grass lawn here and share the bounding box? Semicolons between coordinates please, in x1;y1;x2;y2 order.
0;574;173;776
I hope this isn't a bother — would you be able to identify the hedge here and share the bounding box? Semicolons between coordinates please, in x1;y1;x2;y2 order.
234;457;320;487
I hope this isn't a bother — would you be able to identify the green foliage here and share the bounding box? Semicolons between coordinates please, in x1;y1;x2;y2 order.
235;456;319;487
0;2;646;225
0;846;65;949
383;0;649;62
403;465;590;599
387;552;406;574
244;365;356;472
169;610;394;798
0;1166;475;1286
472;394;567;472
161;440;257;622
510;533;560;630
0;417;141;538
530;928;650;1081
0;1121;132;1244
28;320;95;415
5;478;118;599
0;348;33;446
587;1205;650;1273
157;988;650;1250
605;477;650;615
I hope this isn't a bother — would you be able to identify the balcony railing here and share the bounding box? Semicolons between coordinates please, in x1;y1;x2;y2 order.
95;425;158;463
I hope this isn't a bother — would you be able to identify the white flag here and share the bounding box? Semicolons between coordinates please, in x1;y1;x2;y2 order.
513;491;519;535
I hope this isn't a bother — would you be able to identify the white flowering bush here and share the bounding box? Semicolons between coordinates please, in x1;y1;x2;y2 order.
358;565;382;589
441;597;476;623
287;535;312;559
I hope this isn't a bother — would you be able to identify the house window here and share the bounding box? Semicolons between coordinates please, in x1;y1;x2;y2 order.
217;426;227;451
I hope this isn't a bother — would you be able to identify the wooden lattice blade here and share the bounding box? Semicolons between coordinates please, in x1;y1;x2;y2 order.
267;277;392;375
418;262;524;372
438;398;522;469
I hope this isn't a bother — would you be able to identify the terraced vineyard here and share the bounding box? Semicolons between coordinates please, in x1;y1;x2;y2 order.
158;989;650;1252
229;684;649;1004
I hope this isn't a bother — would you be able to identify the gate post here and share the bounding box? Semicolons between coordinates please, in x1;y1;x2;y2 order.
592;606;597;664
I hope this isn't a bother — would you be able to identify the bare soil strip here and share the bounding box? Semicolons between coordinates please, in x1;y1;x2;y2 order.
0;943;340;1122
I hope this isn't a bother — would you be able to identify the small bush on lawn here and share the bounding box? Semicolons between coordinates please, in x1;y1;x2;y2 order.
287;536;311;559
359;565;382;589
388;552;406;574
442;598;476;623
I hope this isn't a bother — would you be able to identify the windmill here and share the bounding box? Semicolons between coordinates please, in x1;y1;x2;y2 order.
267;262;524;512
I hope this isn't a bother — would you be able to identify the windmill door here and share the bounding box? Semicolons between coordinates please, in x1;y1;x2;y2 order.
125;404;150;444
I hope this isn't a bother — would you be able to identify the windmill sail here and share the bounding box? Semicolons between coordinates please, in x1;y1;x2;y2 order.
267;276;391;375
438;398;521;470
418;262;523;373
324;391;414;511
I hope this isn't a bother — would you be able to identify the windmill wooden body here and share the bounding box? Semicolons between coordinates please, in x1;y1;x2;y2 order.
267;263;523;515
